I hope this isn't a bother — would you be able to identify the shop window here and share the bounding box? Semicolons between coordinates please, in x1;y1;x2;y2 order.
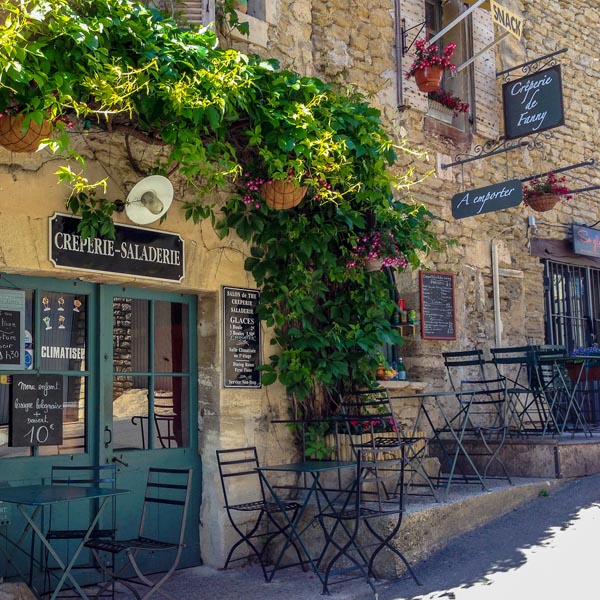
424;0;474;132
0;287;88;458
112;298;190;451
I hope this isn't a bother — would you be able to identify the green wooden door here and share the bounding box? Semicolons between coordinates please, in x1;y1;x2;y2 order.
0;275;201;587
99;285;201;572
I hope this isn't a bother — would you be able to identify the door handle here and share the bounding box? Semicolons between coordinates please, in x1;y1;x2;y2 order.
104;426;112;448
111;456;129;467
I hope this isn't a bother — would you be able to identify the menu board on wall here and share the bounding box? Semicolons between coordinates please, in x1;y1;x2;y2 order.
0;289;25;370
10;374;64;446
222;286;261;388
419;272;457;341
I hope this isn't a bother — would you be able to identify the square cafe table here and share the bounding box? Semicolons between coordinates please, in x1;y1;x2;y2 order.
0;483;129;600
255;460;356;585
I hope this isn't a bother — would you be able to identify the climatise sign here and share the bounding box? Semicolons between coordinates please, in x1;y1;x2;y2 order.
503;65;564;140
451;179;523;219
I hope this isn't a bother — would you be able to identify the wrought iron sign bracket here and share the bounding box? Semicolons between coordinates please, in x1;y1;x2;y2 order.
496;48;568;82
400;19;426;56
440;131;551;170
520;159;600;197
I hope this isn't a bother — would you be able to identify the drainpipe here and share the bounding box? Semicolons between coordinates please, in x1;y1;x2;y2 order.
491;239;503;348
393;0;404;109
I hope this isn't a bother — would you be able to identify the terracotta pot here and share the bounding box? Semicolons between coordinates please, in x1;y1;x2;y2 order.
525;192;560;212
0;114;52;153
364;258;383;272
260;179;307;210
414;66;444;93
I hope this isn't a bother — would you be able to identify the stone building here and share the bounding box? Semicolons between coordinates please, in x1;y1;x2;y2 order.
0;0;598;585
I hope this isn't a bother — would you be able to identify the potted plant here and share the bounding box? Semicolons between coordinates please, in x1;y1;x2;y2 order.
348;229;409;272
522;172;573;212
405;38;458;93
428;88;470;120
567;345;600;382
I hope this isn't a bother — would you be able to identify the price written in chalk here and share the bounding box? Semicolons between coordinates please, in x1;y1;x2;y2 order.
10;375;64;446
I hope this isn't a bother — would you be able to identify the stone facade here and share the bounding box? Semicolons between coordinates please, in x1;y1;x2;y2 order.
0;0;598;572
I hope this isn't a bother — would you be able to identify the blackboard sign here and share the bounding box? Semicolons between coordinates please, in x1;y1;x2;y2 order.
50;213;185;282
419;272;456;340
10;374;63;446
0;289;25;370
573;225;600;259
222;286;261;388
502;65;564;140
451;180;523;219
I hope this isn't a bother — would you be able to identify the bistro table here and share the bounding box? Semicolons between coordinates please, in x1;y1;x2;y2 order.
255;460;356;586
0;484;129;600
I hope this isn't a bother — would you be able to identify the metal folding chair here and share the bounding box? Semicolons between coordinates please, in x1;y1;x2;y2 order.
85;467;192;600
215;447;303;581
338;388;439;502
318;447;421;596
443;349;490;392
44;465;118;597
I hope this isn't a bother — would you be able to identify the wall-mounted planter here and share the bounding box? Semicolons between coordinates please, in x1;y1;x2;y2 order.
414;66;444;93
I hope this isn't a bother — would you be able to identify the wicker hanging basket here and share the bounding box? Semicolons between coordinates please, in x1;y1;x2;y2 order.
526;192;560;212
260;179;308;210
0;114;53;153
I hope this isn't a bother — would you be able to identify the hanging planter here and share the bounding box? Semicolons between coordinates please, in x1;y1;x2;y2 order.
0;114;52;153
260;179;308;210
414;66;444;93
525;192;561;212
364;258;384;272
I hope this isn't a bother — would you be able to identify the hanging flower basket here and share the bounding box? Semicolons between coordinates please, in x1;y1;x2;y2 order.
414;65;444;93
364;258;384;272
260;179;308;210
0;114;52;153
525;192;560;212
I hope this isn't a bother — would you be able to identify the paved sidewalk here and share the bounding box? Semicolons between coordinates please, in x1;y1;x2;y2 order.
94;474;600;600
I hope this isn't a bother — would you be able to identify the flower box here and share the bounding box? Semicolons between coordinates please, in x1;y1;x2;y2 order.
427;99;455;124
566;361;600;382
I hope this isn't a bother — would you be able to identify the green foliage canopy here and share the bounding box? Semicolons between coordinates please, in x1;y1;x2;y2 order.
0;0;443;414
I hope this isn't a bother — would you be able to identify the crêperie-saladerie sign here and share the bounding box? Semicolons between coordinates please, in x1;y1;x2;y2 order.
573;225;600;259
502;65;564;140
50;213;184;282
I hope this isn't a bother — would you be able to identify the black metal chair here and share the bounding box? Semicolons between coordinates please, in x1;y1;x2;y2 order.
85;467;192;600
338;388;439;502
44;465;118;596
318;447;420;595
215;447;304;581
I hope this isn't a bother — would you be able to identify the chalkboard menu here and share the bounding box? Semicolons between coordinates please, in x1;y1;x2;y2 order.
10;374;64;446
0;289;25;370
419;272;456;340
222;286;261;388
502;65;564;140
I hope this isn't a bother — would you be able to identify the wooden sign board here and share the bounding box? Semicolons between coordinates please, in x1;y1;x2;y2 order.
222;286;261;388
502;65;564;140
419;272;457;340
451;179;523;219
10;374;64;446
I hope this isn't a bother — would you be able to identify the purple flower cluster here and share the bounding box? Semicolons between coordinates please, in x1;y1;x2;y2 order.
240;174;269;209
348;229;408;270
